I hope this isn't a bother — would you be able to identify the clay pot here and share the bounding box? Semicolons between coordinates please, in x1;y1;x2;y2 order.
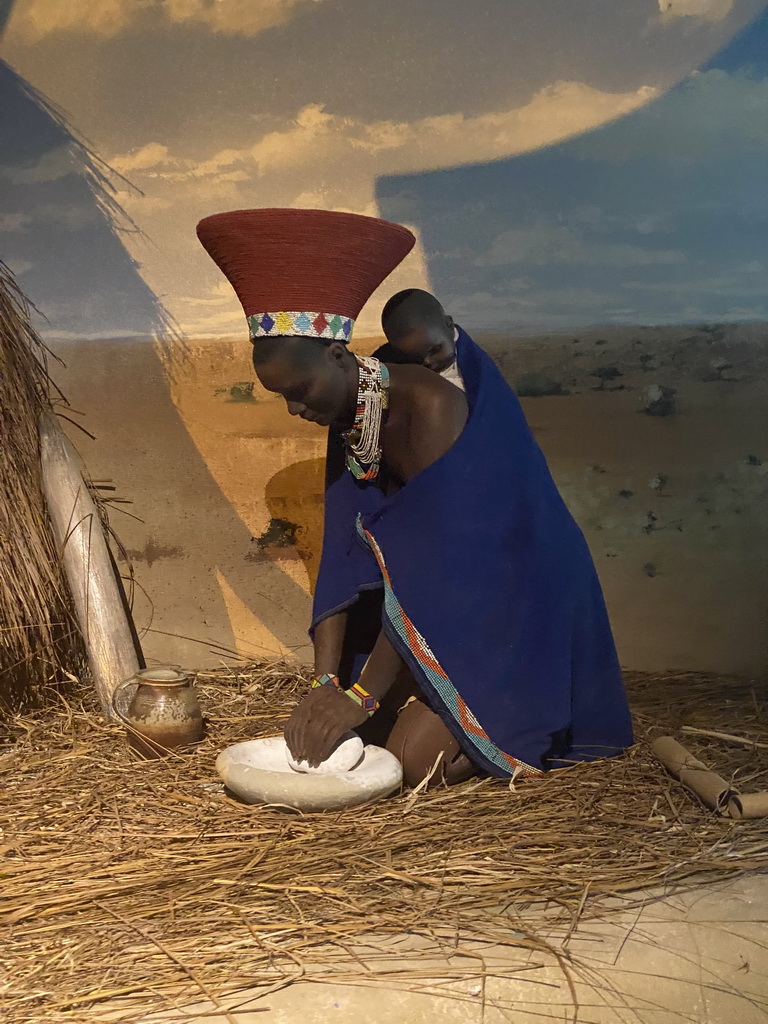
112;667;203;758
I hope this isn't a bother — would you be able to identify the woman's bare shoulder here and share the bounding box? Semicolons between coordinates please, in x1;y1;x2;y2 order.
385;365;468;479
389;363;467;420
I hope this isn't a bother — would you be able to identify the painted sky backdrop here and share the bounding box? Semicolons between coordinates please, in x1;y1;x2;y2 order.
378;8;768;329
1;0;767;337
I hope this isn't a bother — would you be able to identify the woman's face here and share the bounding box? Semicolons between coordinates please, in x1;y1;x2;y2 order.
252;338;354;428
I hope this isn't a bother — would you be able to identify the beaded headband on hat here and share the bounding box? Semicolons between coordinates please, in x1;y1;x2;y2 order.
248;311;354;342
196;209;416;344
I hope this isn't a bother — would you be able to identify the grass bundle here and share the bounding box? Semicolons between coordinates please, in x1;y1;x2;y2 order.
1;665;767;1022
0;262;86;712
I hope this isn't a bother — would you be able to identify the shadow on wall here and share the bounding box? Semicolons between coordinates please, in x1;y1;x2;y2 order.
53;339;316;665
0;0;315;661
374;10;768;331
0;23;169;339
259;458;326;592
373;12;768;675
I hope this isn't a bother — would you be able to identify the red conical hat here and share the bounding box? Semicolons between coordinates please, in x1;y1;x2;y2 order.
196;208;415;343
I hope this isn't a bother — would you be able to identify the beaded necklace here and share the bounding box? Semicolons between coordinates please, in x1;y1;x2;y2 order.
342;356;389;482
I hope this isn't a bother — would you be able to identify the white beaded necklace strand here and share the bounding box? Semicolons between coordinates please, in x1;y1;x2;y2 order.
344;356;389;481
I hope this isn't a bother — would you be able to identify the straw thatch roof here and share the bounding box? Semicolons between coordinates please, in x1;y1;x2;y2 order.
0;261;86;712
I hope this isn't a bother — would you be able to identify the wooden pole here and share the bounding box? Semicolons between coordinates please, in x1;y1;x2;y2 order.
38;412;141;719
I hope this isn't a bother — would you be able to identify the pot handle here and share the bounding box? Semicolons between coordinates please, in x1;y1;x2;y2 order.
111;676;138;725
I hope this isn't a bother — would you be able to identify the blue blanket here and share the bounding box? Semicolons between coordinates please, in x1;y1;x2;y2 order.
312;328;633;777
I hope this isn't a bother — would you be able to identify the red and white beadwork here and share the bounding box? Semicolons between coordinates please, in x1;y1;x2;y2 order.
358;522;544;780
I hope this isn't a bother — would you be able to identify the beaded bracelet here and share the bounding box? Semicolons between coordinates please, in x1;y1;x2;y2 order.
312;672;340;690
311;673;380;717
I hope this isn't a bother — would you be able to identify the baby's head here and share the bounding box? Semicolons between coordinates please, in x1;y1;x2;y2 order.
381;289;455;373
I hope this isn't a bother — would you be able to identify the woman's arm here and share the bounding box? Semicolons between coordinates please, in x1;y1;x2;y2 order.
286;626;405;766
312;610;348;677
355;628;403;701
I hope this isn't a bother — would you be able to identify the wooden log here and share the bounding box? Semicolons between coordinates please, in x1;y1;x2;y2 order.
38;412;141;719
727;792;768;819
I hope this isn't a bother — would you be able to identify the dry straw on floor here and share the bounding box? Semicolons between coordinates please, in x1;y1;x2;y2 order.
1;665;767;1023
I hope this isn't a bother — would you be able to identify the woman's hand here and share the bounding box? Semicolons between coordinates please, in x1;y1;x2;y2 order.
284;685;369;767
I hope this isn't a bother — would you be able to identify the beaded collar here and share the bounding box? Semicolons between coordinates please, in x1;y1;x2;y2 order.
342;356;389;482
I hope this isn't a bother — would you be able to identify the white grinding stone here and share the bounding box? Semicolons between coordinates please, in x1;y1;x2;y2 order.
216;736;403;812
286;731;364;775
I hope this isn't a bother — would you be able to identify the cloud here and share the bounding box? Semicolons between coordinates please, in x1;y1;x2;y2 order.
623;273;768;297
475;223;687;268
105;82;658;232
0;196;100;236
448;287;623;330
569;205;674;236
657;0;735;21
242;83;657;177
5;258;33;277
571;70;768;164
0;145;75;184
7;0;152;41
1;202;101;230
163;0;327;37
181;280;241;307
290;191;379;217
0;213;32;232
114;190;172;215
117;80;656;193
101;78;657;336
7;0;326;42
111;142;175;174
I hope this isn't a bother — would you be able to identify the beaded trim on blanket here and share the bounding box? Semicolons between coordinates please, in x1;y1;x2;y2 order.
357;519;544;780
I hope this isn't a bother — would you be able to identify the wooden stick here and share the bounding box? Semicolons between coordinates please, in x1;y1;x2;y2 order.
681;726;768;751
38;412;141;719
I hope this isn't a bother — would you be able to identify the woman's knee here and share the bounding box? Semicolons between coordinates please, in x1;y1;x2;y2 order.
398;744;474;789
386;699;475;789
